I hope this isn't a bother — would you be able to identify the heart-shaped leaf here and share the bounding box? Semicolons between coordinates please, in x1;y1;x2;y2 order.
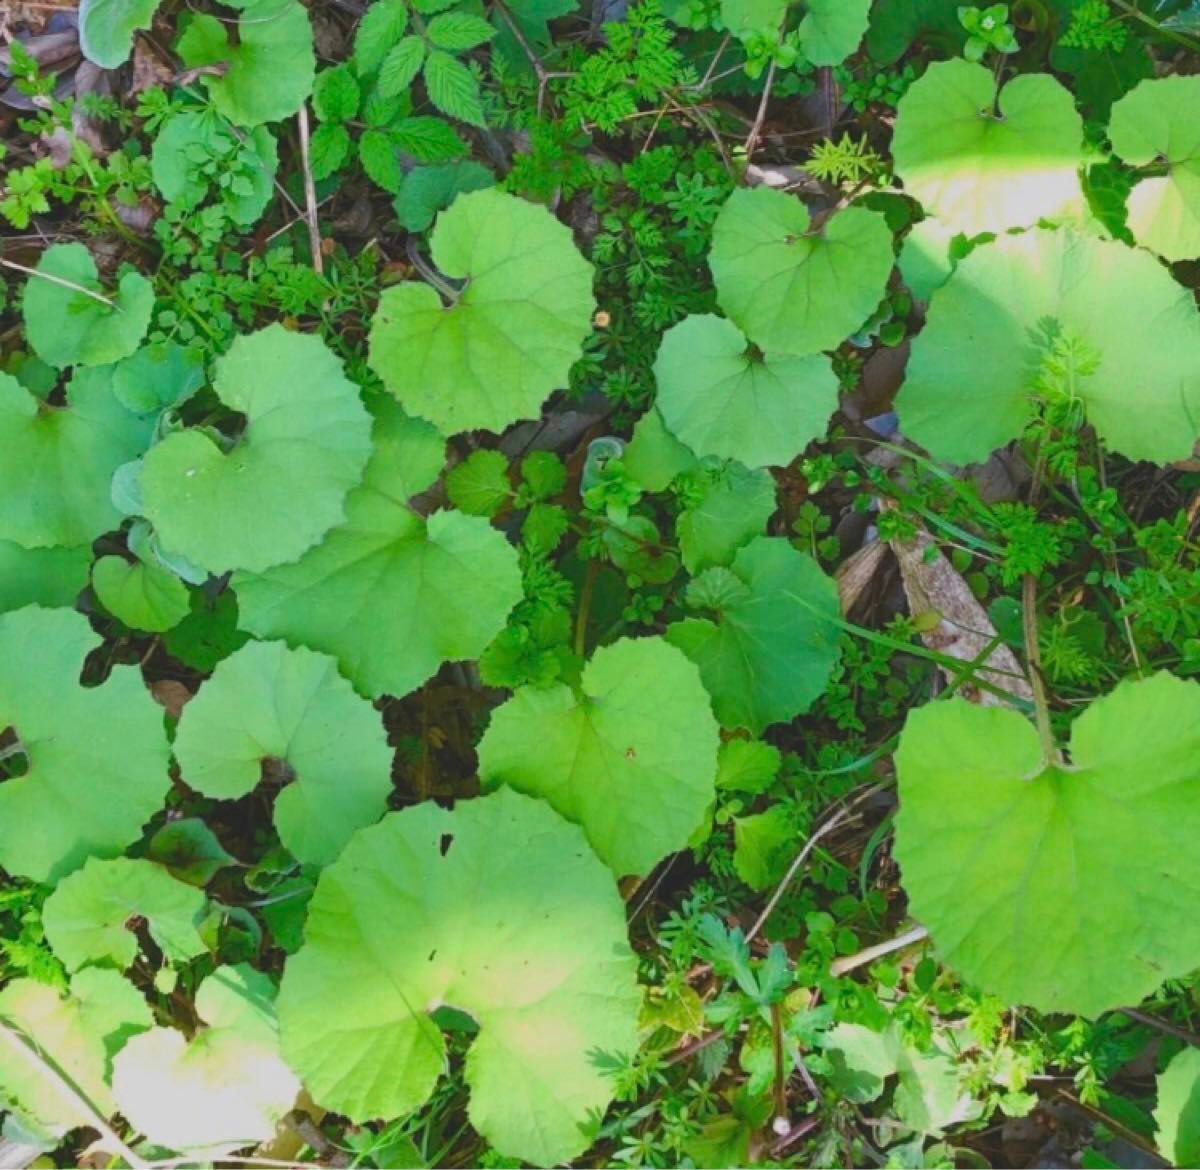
79;0;162;67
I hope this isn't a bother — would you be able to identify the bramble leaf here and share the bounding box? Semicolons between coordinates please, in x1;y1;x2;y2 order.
709;189;894;357
368;189;595;434
277;789;641;1165
478;637;719;877
0;606;171;884
141;325;373;574
897;228;1200;466
173;640;393;865
894;671;1200;1016
891;59;1084;235
233;399;522;699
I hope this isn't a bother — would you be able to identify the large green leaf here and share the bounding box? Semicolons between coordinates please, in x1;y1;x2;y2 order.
141;325;373;574
0;970;152;1138
896;228;1200;466
891;60;1085;236
22;244;154;369
1156;1047;1200;1168
797;0;870;65
0;368;152;549
477;637;719;877
111;965;300;1154
0;541;90;614
666;536;841;733
173;640;393;865
367;189;595;434
709;188;894;357
1109;76;1200;262
233;400;522;700
79;0;162;66
893;671;1200;1016
0;607;171;884
654;314;837;468
277;789;640;1164
176;0;315;126
42;857;208;972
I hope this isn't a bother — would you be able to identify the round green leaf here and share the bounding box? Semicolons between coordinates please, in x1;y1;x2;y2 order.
176;0;315;127
43;856;208;972
23;243;154;369
891;59;1084;235
676;459;777;573
896;228;1200;466
894;671;1200;1016
1109;76;1200;262
111;964;300;1155
368;188;596;434
0;541;90;614
233;400;522;699
0;368;152;549
709;188;894;357
655;314;837;468
277;789;640;1165
1156;1047;1200;1168
798;0;871;65
0;970;152;1138
79;0;161;66
478;637;720;877
93;555;191;633
141;325;373;574
666;536;841;733
0;606;171;884
173;640;393;865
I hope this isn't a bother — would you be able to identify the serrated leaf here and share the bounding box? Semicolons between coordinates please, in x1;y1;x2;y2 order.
427;10;498;48
667;536;841;733
368;189;595;434
797;0;870;65
446;448;511;516
43;856;208;972
177;0;315;127
23;243;154;369
359;127;405;191
313;63;361;122
478;637;719;876
716;737;781;793
0;607;171;884
79;0;161;66
891;59;1085;236
174;641;393;865
896;228;1200;466
309;122;353;180
1156;1047;1200;1167
93;554;191;633
390;115;469;161
141;325;373;574
378;35;427;97
0;542;90;614
233;399;522;699
354;0;409;72
733;806;791;890
709;189;894;357
894;671;1200;1016
676;460;776;573
655;314;837;468
111;965;300;1155
0;970;152;1138
1109;76;1200;262
422;49;486;125
277;789;640;1164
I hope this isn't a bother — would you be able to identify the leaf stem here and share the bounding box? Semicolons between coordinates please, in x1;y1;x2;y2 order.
575;559;599;657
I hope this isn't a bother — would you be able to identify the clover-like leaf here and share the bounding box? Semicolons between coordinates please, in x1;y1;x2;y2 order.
798;0;871;65
176;0;315;126
897;228;1200;466
368;188;595;434
140;325;373;575
277;788;640;1165
709;188;894;357
79;0;162;66
23;243;154;369
111;965;300;1155
1109;76;1200;262
1156;1047;1200;1169
0;607;171;884
0;970;152;1139
666;536;841;733
233;400;522;699
676;459;777;573
891;59;1084;235
0;541;90;614
478;637;719;877
656;314;836;468
43;856;208;972
173;640;392;865
894;671;1200;1016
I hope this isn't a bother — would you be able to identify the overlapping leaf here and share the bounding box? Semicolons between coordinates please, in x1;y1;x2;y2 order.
798;0;871;65
79;0;162;66
0;541;90;614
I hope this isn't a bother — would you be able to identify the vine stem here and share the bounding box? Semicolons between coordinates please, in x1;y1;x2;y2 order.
0;1019;149;1169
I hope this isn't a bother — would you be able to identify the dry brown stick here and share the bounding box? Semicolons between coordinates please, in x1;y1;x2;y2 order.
829;925;930;977
297;103;324;276
743;56;777;159
0;256;115;307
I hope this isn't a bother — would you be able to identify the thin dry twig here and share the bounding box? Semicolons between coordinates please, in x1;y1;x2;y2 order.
743;56;777;159
0;256;116;308
296;103;324;276
830;925;930;977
